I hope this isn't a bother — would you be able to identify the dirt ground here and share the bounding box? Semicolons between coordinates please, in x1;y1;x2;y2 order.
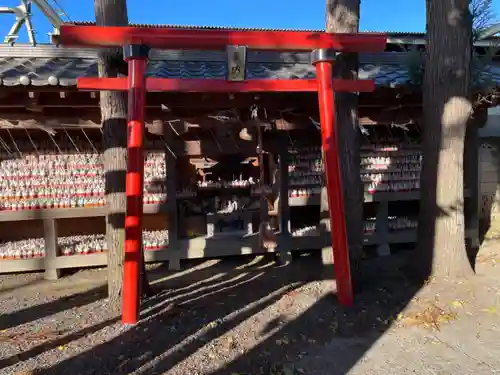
1;243;500;375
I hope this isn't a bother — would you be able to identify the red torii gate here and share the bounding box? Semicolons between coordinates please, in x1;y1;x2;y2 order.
57;24;387;325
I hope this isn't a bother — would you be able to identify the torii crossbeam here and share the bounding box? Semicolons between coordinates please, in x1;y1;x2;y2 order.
57;24;387;325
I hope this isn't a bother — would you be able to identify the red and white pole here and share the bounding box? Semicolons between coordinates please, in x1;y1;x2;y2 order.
312;49;353;306
122;44;150;325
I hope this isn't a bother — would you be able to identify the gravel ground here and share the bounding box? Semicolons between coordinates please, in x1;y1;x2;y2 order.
1;245;500;375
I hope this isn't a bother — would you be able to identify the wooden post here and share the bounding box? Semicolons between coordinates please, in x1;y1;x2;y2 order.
375;200;390;256
43;218;61;280
164;124;181;271
277;146;292;264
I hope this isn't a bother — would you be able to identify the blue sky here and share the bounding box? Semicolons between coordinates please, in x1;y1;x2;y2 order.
0;0;496;44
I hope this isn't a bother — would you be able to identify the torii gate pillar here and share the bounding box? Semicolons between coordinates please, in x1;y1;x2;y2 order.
121;44;150;325
312;48;353;305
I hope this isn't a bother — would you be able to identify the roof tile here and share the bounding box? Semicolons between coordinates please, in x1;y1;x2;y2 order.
1;45;500;88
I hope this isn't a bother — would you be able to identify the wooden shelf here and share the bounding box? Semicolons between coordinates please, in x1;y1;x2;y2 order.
0;127;480;276
290;228;476;249
0;258;45;273
288;189;472;207
0;203;168;222
54;253;107;269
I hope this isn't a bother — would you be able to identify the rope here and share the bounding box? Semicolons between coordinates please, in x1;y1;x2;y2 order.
47;132;62;154
24;128;39;156
6;129;22;157
62;126;80;153
81;128;98;154
0;136;13;155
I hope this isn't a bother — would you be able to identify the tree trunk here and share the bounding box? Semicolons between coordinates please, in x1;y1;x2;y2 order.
94;0;129;310
417;0;475;281
325;0;364;291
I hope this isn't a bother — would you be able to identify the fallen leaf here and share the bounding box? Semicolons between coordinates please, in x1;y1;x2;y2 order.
397;303;457;331
482;307;498;314
206;321;218;329
451;300;465;308
57;345;65;351
225;336;237;350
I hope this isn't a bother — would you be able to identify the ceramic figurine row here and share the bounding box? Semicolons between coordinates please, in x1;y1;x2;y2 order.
197;177;257;189
0;150;166;173
0;194;169;211
214;196;246;214
0;238;45;259
361;171;420;183
366;180;420;194
0;149;171;211
289;216;416;238
288;187;322;198
289;143;422;193
58;230;169;255
0;230;169;259
364;216;418;232
365;218;376;233
388;216;418;231
291;226;320;237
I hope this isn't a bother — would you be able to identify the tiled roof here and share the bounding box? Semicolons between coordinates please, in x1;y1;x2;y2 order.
1;44;500;88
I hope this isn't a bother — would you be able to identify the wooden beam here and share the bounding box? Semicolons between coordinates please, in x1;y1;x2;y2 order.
0;114;101;132
0;106;422;134
0;87;425;109
171;136;285;156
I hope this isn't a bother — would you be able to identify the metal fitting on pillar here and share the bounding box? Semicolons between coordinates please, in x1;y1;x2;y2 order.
123;44;151;61
310;48;338;65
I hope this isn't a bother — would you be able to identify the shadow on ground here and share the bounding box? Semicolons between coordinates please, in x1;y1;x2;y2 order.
0;285;107;332
0;251;419;375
